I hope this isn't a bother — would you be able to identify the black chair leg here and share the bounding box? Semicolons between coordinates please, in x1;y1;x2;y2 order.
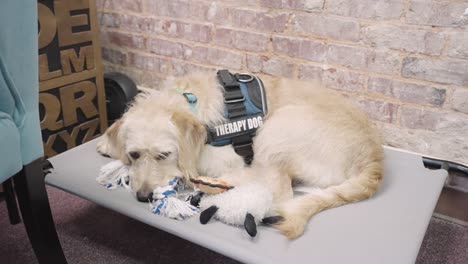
3;178;21;224
13;158;67;264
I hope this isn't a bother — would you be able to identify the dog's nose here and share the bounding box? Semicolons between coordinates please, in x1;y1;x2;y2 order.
136;191;153;202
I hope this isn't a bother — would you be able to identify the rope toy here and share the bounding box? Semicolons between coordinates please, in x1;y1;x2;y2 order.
96;160;131;191
97;160;199;220
150;176;199;220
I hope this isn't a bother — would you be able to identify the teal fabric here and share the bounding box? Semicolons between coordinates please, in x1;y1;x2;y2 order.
0;60;17;118
0;113;22;183
0;0;42;182
0;55;27;129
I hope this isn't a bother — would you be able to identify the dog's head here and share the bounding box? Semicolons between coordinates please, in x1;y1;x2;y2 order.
106;94;206;202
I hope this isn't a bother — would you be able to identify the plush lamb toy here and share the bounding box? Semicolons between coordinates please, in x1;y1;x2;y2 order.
97;160;282;236
191;177;283;237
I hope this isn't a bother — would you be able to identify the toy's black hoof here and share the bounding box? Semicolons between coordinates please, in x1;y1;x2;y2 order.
261;215;285;225
244;213;257;237
190;192;204;207
200;206;218;224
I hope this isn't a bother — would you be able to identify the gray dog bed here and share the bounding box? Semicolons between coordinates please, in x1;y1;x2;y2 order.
45;138;446;264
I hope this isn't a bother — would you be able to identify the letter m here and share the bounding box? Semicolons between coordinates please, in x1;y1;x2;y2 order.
60;45;95;75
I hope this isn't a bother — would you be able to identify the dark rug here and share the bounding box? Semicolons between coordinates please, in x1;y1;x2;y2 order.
1;187;467;264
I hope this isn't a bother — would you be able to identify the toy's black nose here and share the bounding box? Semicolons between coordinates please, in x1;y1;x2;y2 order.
136;191;152;202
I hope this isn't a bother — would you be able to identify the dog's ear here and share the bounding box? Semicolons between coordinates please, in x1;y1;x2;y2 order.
104;119;130;165
171;111;206;182
106;119;121;141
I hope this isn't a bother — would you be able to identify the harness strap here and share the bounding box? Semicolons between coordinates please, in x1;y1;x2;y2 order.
226;103;247;118
231;135;254;165
217;70;254;165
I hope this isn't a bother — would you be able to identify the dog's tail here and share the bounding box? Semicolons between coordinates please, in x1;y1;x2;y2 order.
274;157;383;239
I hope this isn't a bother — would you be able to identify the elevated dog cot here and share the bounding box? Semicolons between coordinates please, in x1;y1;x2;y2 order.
45;138;447;264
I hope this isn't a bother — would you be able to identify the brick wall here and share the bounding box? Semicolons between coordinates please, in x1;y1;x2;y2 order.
96;0;468;164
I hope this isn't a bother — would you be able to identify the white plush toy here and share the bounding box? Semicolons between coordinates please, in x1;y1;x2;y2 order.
97;160;282;236
197;182;281;237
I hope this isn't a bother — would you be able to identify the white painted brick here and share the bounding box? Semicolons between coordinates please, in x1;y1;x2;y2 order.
214;28;270;52
144;0;189;19
400;106;468;131
379;123;468;166
362;25;446;55
107;31;146;49
354;99;399;123
100;13;119;28
273;36;327;62
148;38;188;59
368;77;446;106
164;21;212;43
190;46;243;70
105;0;143;12
145;1;228;25
260;0;324;12
298;65;366;92
451;88;468;114
246;55;295;77
298;64;324;81
100;13;153;33
172;61;215;76
219;0;259;6
407;0;468;27
447;32;468;59
102;47;127;66
327;0;404;20
323;68;367;92
128;52;169;73
292;14;360;41
231;8;289;33
402;57;468;86
205;0;230;25
327;45;401;75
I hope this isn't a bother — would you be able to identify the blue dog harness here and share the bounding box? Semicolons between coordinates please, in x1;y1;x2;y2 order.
178;70;268;165
208;70;268;164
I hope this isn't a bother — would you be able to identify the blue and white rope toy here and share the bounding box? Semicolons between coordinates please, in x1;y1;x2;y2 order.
96;160;131;190
150;177;199;220
97;160;199;220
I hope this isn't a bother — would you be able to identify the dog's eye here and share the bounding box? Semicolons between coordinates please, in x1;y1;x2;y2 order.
156;152;171;160
129;151;140;160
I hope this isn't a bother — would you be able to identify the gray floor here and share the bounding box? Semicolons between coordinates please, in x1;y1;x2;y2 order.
1;187;467;264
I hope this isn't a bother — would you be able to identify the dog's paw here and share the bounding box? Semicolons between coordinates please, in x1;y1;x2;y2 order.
190;176;234;194
96;137;112;158
198;182;274;237
272;205;314;239
272;214;307;240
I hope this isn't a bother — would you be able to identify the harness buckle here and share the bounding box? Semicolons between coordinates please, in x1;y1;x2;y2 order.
183;92;197;104
224;97;245;104
224;89;245;103
236;73;254;83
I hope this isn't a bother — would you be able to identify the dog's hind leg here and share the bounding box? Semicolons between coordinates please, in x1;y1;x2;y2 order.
274;159;383;239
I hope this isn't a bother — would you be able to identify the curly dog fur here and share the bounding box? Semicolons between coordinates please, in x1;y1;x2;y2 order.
97;72;384;239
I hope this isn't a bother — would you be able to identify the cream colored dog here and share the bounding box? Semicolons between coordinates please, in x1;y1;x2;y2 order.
97;72;384;239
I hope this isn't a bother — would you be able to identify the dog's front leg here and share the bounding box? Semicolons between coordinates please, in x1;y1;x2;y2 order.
96;119;125;160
